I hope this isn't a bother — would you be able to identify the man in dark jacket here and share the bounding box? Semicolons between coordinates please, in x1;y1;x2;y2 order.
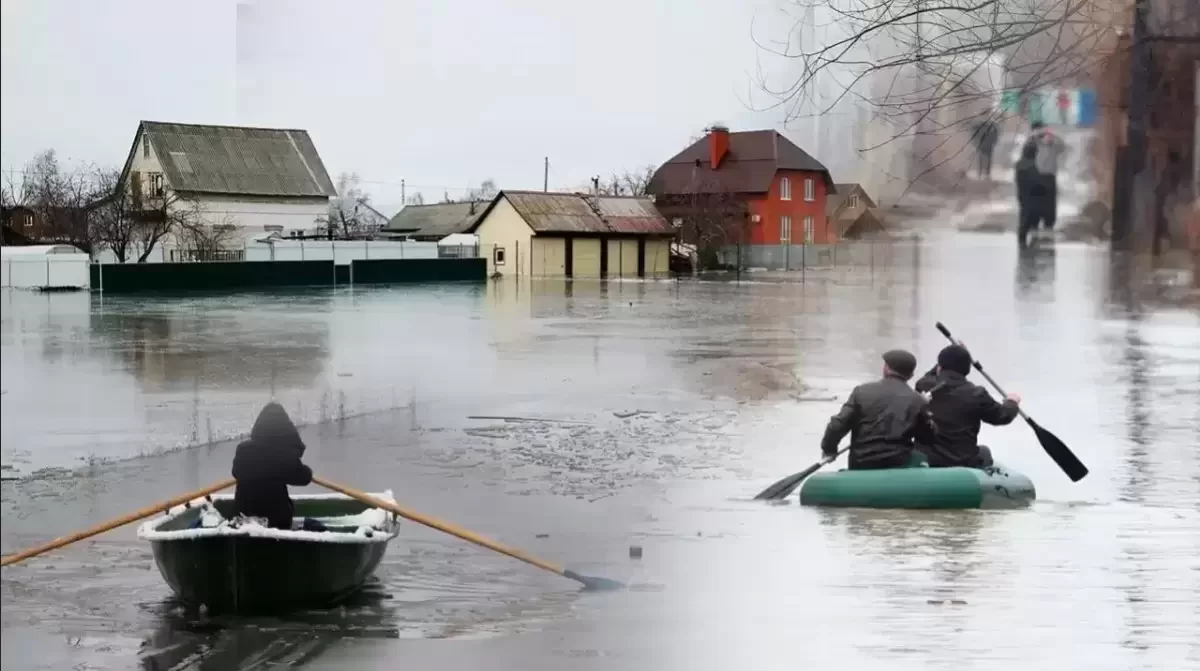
820;350;937;470
1015;143;1051;248
914;345;1021;468
231;402;314;529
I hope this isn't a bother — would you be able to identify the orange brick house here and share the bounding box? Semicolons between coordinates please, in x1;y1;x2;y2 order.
647;126;836;255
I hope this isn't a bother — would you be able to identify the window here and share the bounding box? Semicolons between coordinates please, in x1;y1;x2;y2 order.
148;172;164;197
780;177;792;201
803;216;815;244
142;134;150;158
494;246;506;266
849;193;859;209
780;215;792;243
803;178;815;202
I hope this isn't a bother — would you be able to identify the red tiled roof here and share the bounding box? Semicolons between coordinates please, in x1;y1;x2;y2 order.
647;130;834;196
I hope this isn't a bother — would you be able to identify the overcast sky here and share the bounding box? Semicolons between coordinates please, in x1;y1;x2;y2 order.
2;0;842;212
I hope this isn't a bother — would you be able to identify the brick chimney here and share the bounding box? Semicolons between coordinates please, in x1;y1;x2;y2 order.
708;124;730;169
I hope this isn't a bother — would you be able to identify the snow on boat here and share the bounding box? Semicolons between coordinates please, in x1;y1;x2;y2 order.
798;463;1036;510
138;490;400;614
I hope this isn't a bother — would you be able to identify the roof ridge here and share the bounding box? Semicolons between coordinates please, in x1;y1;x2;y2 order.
140;120;314;134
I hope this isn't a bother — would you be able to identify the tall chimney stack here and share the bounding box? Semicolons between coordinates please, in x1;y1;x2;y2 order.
708;123;730;169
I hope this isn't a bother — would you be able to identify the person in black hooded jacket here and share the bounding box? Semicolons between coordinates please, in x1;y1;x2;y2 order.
914;345;1021;468
231;402;314;529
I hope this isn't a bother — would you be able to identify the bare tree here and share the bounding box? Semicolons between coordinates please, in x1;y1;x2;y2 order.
465;178;498;202
652;180;748;269
327;172;380;237
406;192;426;206
753;0;1123;188
176;209;240;261
596;166;657;196
90;168;198;263
4;149;98;252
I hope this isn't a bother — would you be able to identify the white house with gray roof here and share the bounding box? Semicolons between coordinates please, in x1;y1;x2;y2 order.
118;121;338;247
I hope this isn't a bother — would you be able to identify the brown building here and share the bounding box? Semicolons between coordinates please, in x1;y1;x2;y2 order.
647;126;836;250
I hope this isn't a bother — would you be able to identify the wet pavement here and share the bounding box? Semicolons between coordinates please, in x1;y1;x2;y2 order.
2;230;1199;670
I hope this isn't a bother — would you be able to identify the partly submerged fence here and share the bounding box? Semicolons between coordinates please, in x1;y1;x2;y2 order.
719;236;922;272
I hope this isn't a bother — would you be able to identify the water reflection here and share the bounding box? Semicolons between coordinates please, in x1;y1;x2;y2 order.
88;293;331;393
138;588;399;671
1014;246;1057;299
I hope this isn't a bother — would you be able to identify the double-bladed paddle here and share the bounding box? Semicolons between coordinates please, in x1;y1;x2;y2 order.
935;321;1088;482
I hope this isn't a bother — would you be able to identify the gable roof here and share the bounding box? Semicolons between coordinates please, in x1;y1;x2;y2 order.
120;121;338;199
382;201;487;237
647;130;834;196
826;183;877;216
468;191;674;236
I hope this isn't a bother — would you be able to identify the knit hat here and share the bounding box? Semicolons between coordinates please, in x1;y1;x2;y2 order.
937;345;972;375
882;349;917;379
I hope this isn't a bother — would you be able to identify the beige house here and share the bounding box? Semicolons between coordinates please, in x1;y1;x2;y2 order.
826;183;880;239
467;191;674;278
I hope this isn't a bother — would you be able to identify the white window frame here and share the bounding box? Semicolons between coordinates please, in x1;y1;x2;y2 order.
848;193;859;209
804;178;815;202
494;246;506;266
803;215;814;244
780;177;792;201
780;215;792;243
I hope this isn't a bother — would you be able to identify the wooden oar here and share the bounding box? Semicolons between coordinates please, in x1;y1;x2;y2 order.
312;476;623;591
1;478;236;568
935;321;1088;482
754;446;850;500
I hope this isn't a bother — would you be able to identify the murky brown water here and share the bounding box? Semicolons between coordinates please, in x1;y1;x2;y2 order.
3;232;1199;670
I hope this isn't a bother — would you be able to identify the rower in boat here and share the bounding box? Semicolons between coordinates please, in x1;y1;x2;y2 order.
914;345;1022;469
819;349;937;470
230;402;323;531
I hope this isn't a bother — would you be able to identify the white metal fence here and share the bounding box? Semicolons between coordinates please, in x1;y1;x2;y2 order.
1;254;90;289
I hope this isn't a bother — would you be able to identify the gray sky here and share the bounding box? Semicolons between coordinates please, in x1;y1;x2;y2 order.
2;0;835;212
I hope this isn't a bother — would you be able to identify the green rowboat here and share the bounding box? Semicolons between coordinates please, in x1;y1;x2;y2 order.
798;463;1036;510
137;491;400;614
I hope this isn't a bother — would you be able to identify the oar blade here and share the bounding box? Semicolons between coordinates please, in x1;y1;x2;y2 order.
753;461;824;501
1027;417;1088;482
564;569;625;591
753;475;811;501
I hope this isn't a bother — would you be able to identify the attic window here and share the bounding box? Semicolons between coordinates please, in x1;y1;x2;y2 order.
849;194;859;209
142;134;150;158
171;152;193;173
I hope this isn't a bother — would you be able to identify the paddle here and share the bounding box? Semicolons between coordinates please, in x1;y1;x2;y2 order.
754;446;850;501
935;321;1088;482
1;478;236;568
312;476;623;591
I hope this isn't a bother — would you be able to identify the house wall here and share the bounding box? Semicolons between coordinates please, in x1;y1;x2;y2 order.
746;170;833;245
474;196;535;276
191;194;329;241
828;188;870;237
645;239;671;276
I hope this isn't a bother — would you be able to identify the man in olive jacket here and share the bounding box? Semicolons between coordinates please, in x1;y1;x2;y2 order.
821;350;937;470
914;345;1022;468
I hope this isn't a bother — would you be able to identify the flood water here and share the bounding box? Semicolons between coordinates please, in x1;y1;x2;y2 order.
2;231;1198;670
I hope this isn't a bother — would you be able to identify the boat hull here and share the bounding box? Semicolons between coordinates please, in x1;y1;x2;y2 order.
798;463;1036;510
140;492;398;615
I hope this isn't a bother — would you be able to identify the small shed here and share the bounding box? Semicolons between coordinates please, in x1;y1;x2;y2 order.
1;245;90;290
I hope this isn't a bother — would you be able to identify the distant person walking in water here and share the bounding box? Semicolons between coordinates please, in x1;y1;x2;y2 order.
231;402;319;530
1022;121;1067;239
972;118;1000;180
820;350;936;470
1014;143;1051;248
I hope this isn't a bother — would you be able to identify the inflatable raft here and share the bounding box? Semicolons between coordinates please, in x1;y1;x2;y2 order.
798;463;1036;510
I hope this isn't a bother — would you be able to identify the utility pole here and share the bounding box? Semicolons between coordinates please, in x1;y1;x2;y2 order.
543;157;549;192
401;179;406;206
1112;0;1151;251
